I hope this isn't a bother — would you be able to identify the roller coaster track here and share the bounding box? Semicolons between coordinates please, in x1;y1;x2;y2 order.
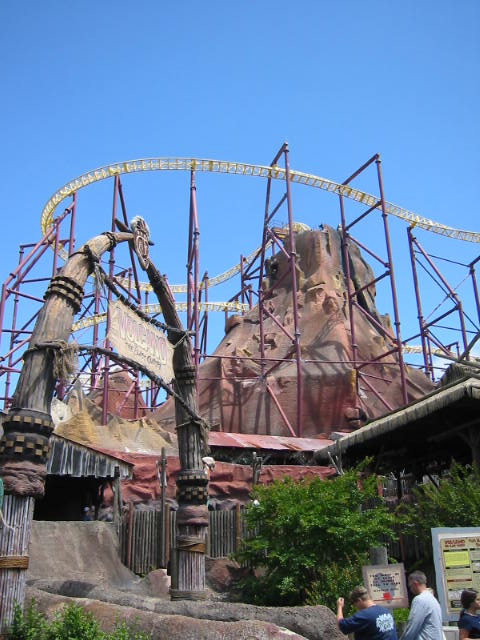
116;221;311;294
41;157;480;243
72;300;250;333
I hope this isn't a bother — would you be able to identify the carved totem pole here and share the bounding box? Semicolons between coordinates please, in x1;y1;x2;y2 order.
130;217;209;599
0;230;133;632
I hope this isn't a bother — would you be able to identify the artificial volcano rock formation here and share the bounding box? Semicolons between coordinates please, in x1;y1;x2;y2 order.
155;225;433;438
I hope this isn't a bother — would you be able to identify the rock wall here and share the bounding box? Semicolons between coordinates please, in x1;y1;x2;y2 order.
155;226;433;437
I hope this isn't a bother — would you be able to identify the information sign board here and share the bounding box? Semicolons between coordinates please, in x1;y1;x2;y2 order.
362;563;408;608
432;527;480;622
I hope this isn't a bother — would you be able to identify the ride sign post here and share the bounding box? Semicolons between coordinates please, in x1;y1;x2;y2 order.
130;216;210;600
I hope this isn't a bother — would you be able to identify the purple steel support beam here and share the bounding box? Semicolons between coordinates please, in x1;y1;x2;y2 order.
410;233;470;359
261;304;295;342
12;250;53;295
240;255;245;310
68;192;77;257
351;271;390;299
4;248;24;407
134;375;139;419
51;214;62;279
199;272;209;362
340;154;409;408
339;195;359;378
266;383;297;437
345;200;382;231
283;143;303;437
343;153;378;186
6;287;48;303
186;171;201;400
469;260;480;325
267;192;288;222
266;228;291;259
0;211;70;350
407;226;431;377
118;181;142;300
255;143;303;436
352;300;397;344
258;168;272;379
347;234;389;267
375;157;408;404
358;372;394;412
91;285;101;391
116;378;135;417
101;175;120;425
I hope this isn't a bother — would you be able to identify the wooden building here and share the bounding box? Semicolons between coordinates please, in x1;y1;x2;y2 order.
34;434;133;521
315;366;480;477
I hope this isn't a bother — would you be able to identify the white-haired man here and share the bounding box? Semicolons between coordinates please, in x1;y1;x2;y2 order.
400;570;443;640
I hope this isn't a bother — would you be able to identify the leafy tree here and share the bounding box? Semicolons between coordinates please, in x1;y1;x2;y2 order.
235;464;397;607
399;461;480;553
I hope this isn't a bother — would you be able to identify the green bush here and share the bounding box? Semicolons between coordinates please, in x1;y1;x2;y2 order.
6;599;48;639
398;461;480;557
392;607;410;625
235;463;397;607
5;600;152;640
305;556;364;614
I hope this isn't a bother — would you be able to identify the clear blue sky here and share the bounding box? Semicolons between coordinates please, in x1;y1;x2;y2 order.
1;1;479;364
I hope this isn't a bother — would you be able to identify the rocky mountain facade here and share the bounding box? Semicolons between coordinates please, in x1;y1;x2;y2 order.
155;225;433;437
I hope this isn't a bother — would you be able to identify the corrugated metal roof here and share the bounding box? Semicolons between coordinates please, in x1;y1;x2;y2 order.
209;431;333;452
47;434;133;479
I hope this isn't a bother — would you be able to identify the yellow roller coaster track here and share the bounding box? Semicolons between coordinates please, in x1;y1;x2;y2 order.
116;222;311;294
71;300;250;333
41;157;480;243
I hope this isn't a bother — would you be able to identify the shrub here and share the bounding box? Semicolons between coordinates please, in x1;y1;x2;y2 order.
398;461;480;556
305;556;364;614
6;600;48;639
235;463;397;607
5;601;152;640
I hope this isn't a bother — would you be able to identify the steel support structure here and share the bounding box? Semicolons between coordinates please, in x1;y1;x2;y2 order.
0;176;179;417
339;153;408;412
1;146;480;428
186;170;201;401
405;227;477;376
240;142;302;437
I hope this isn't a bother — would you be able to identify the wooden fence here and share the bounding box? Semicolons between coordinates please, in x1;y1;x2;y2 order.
121;505;247;574
121;502;424;576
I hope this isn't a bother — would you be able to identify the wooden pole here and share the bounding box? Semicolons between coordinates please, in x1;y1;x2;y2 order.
129;217;209;600
157;448;167;567
0;230;132;632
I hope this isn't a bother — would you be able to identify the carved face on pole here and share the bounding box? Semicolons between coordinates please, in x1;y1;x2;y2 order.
132;217;151;271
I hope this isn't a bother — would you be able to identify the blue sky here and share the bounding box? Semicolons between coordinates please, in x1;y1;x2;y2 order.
1;1;479;369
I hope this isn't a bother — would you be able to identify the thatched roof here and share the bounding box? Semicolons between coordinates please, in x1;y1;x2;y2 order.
314;375;480;474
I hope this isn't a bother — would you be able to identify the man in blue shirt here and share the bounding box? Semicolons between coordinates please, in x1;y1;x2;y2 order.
337;585;398;640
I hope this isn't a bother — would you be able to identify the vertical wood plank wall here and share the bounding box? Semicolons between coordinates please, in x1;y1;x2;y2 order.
121;507;247;573
120;504;422;575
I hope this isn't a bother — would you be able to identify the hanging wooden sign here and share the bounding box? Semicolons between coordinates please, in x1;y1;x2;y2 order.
107;299;174;382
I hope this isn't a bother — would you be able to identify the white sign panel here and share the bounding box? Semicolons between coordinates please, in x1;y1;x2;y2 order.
432;527;480;622
107;299;174;382
362;563;408;608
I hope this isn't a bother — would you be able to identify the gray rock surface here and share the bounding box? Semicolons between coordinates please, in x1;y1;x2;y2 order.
26;520;343;640
26;585;311;640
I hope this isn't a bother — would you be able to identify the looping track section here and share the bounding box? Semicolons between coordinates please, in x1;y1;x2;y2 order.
41;158;480;243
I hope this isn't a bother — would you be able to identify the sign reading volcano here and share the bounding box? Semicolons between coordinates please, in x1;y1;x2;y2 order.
108;299;174;382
